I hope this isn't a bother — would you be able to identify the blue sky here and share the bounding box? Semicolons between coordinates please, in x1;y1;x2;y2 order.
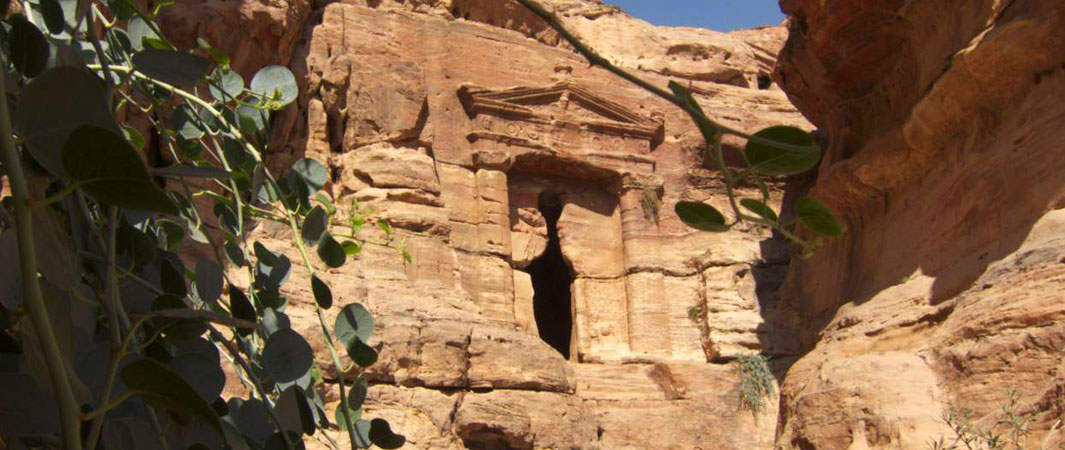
608;1;785;31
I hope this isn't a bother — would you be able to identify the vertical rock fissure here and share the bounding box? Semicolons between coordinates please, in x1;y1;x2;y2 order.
526;192;574;359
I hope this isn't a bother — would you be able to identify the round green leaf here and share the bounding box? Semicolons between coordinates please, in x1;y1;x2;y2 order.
348;378;369;411
194;259;223;304
261;329;313;383
209;68;244;102
151;294;206;339
250;65;298;107
16;67;122;179
9;15;49;77
258;289;288;312
744;126;821;176
159;256;188;297
120;359;223;438
213;203;238;236
316;232;346;268
314;193;336;215
311;275;332;309
334;405;362;431
234;399;272;447
39;0;65;34
236;104;267;134
122;125;146;149
291;159;327;191
172;337;220;361
127;16;161;51
172;104;205;139
197;38;230;69
61;126;176;213
256;254;291;290
276;386;316;437
224;239;244;268
346;336;377;368
155;219;185;250
335;303;374;345
254;241;279;265
675;201;728;232
739;198;778;223
168;352;225;401
353;420;373;449
301;206;328;246
369;419;406;449
796;197;844;237
262;307;290;336
197;105;223;133
228;286;256;336
132;49;210;88
341;241;362;257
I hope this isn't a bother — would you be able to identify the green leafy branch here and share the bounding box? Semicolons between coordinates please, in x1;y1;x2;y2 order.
0;0;406;448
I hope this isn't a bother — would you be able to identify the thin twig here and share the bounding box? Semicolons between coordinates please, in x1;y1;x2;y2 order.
84;206;122;450
0;53;83;450
131;309;258;330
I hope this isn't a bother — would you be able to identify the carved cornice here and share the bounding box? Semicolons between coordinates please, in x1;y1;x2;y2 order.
458;82;665;146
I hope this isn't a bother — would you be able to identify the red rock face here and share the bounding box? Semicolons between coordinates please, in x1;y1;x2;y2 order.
775;0;1065;448
158;1;812;448
157;0;1065;448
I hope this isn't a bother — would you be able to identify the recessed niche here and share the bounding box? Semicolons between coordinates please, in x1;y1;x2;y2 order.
525;192;574;359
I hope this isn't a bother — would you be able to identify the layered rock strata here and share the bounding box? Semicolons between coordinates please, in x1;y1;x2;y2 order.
159;0;1065;448
161;0;808;448
772;0;1065;448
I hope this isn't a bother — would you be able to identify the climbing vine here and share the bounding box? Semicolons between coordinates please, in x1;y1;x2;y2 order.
0;0;404;449
515;0;844;256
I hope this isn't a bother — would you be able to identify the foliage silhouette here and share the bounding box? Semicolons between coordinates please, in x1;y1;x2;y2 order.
0;2;405;449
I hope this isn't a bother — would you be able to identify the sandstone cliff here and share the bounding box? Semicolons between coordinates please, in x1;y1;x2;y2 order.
773;0;1065;448
159;0;1065;448
162;1;807;448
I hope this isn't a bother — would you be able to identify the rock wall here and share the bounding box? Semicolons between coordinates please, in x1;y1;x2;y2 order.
161;0;809;448
772;0;1065;448
163;0;1065;448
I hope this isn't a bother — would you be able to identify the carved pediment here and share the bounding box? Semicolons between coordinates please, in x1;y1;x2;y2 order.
458;82;664;145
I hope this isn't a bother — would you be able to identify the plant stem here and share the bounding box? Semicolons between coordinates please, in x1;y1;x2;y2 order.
30;180;86;208
208;327;295;448
282;210;360;447
85;206;123;450
88;62;363;446
87;65;265;163
80;391;135;421
0;59;83;450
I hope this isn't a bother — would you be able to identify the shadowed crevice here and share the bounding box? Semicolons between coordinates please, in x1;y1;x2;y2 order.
526;192;573;359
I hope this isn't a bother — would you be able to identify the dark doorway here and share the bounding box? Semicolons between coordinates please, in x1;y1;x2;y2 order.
526;192;573;359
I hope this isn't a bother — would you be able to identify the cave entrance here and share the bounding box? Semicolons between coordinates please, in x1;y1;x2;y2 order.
526;192;574;359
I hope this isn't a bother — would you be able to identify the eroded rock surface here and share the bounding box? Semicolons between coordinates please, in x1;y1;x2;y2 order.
772;0;1065;448
169;0;801;448
162;0;1065;448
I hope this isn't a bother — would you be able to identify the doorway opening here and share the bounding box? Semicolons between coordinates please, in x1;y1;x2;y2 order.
526;192;573;359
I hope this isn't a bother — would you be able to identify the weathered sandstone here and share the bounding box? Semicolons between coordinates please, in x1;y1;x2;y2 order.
167;0;801;447
163;0;1065;448
772;0;1065;448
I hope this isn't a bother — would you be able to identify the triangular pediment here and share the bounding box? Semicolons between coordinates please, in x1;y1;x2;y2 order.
458;82;664;143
